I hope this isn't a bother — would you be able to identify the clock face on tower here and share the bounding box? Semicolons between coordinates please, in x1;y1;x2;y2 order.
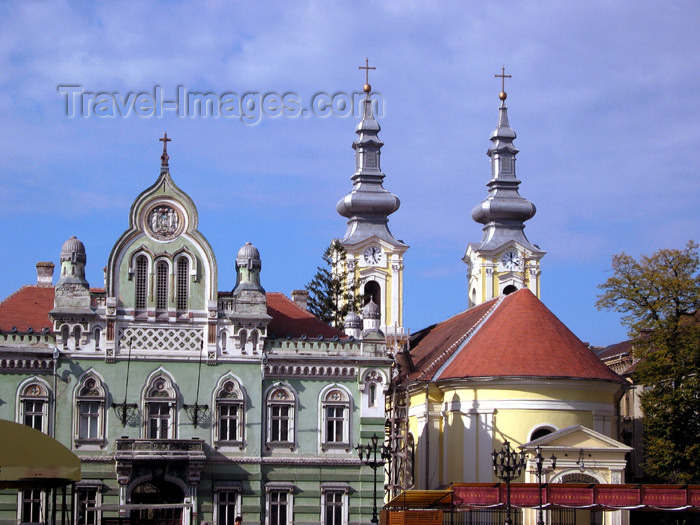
501;251;521;271
363;245;383;265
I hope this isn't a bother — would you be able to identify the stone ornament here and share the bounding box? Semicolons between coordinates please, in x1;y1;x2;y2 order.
145;203;184;241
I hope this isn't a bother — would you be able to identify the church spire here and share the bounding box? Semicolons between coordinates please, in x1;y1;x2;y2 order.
336;61;402;246
464;69;545;307
470;70;538;252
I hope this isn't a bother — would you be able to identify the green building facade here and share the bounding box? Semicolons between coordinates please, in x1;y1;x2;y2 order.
0;140;391;525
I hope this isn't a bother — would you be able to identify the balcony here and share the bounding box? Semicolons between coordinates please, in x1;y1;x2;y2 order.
115;438;206;462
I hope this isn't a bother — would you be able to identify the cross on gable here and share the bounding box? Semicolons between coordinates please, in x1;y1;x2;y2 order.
159;132;171;167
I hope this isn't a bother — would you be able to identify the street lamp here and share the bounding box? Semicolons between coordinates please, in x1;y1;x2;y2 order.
356;433;391;524
533;446;557;525
492;440;526;525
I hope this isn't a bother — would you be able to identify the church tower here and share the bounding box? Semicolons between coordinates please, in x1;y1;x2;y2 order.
463;70;544;307
336;61;408;342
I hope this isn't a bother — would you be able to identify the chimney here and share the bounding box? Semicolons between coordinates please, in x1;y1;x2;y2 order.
291;289;309;310
36;262;55;287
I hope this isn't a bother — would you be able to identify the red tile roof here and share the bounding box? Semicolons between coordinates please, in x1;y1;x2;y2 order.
0;286;343;340
410;289;623;383
0;286;54;332
265;292;345;339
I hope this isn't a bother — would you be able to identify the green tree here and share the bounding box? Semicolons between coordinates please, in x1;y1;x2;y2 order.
306;241;365;328
597;241;700;483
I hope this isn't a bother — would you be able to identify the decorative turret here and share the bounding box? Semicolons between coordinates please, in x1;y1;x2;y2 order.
52;235;91;314
463;68;545;307
233;242;264;296
343;310;362;339
56;236;89;287
361;299;383;337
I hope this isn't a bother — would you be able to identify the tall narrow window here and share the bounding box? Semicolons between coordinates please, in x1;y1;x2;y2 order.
267;386;295;446
369;383;377;408
364;281;381;310
93;328;101;351
322;491;345;525
21;489;44;524
215;379;244;445
20;382;49;433
76;488;98;525
75;376;106;445
321;389;350;448
269;491;289;525
135;256;148;309
156;261;168;310
73;326;81;349
144;376;176;439
176;258;188;311
215;489;239;525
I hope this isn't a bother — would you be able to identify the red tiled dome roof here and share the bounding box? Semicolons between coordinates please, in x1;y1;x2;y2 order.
410;289;622;383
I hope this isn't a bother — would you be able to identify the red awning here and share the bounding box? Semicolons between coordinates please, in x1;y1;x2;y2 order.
450;483;700;512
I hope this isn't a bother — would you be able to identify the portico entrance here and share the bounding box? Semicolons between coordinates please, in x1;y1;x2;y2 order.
130;479;184;525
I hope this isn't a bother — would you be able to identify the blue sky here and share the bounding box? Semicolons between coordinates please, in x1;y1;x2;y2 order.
1;1;698;346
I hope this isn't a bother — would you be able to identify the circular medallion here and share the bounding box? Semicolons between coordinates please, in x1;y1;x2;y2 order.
145;203;184;241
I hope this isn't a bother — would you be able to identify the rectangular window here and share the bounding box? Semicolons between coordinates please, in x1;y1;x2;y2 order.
78;401;100;439
325;406;345;443
270;405;290;442
216;490;238;525
76;489;98;525
21;489;43;524
269;491;288;525
323;491;344;525
148;403;170;439
23;400;44;431
218;404;240;442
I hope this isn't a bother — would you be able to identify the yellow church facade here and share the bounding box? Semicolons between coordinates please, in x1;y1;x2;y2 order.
388;86;631;525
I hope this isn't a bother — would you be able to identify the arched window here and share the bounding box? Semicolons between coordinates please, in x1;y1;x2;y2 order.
73;326;81;349
135;255;148;309
215;379;244;445
249;330;259;353
503;284;518;295
530;426;555;442
219;330;228;353
176;257;188;311
93;328;101;351
321;388;350;448
266;386;295;447
61;325;70;349
19;382;50;433
369;383;377;408
144;375;177;439
239;330;248;352
156;261;169;311
75;375;106;445
364;281;381;309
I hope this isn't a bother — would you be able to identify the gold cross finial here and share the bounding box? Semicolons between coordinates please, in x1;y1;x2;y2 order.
495;66;512;100
359;58;376;93
159;132;171;167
